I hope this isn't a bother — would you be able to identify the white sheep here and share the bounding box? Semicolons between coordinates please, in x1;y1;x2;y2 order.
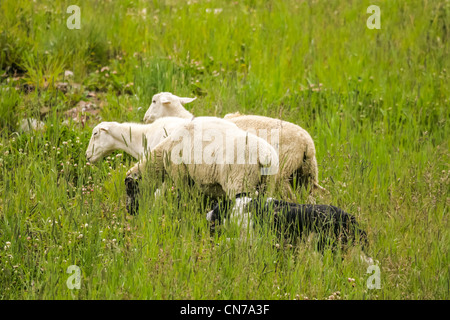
125;116;279;198
143;92;196;123
143;92;326;200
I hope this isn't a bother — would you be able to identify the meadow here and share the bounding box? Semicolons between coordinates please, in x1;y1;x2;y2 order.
0;0;448;300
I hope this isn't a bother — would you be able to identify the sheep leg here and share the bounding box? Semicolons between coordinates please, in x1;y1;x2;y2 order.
281;180;297;202
308;156;328;195
124;160;145;215
313;182;328;194
126;159;146;178
206;198;232;234
125;154;166;214
125;175;140;215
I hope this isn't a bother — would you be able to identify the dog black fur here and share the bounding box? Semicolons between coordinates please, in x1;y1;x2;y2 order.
208;196;367;250
252;198;368;249
206;193;249;232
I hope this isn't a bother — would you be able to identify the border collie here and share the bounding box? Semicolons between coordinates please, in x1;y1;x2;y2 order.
207;196;367;250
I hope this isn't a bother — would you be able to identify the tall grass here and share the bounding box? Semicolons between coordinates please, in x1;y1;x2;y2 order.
0;0;448;299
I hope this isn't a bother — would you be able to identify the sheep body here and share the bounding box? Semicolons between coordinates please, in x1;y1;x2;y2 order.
223;113;322;195
128;117;279;199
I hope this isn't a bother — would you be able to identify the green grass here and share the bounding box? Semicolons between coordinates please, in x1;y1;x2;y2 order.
0;0;448;299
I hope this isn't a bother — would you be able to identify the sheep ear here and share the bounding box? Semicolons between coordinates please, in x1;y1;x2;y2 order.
100;127;109;132
177;97;196;105
160;97;171;104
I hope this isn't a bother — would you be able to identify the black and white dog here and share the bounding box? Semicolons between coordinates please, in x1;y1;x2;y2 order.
207;195;368;250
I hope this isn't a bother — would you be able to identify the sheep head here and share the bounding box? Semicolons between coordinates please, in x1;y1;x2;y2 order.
143;92;196;123
85;122;116;163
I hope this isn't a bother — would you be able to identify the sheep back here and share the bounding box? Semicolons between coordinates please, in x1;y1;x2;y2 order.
149;118;278;198
225;115;319;187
